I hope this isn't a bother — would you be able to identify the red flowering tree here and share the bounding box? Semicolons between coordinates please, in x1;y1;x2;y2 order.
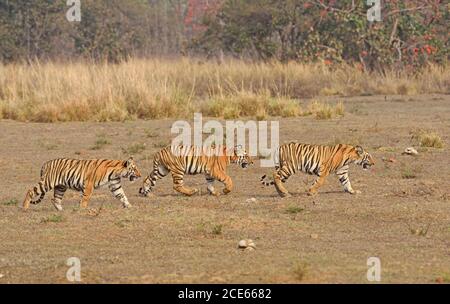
191;0;449;70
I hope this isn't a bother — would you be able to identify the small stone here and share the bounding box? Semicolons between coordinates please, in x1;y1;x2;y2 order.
247;240;256;249
310;233;319;239
244;247;255;252
245;197;257;203
435;277;444;284
238;240;248;248
0;274;4;279
402;147;418;156
238;239;256;249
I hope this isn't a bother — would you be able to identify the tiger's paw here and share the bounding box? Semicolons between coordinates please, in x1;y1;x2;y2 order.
347;189;361;195
208;190;220;196
223;188;231;195
187;188;199;196
307;190;317;197
279;192;291;198
51;199;63;211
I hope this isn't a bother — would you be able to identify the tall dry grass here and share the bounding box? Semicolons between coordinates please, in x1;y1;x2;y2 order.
0;59;448;122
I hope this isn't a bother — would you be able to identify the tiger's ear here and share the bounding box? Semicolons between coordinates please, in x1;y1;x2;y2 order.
125;156;134;167
355;146;364;156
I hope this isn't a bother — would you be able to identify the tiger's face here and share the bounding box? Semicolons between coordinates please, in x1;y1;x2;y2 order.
233;145;254;169
354;146;375;170
122;157;142;182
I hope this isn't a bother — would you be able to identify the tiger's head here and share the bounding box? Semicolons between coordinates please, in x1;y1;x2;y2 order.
353;146;375;170
231;145;254;169
122;157;142;182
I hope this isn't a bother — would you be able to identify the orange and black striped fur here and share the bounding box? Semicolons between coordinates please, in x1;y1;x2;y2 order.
261;143;374;197
139;145;253;197
22;157;141;210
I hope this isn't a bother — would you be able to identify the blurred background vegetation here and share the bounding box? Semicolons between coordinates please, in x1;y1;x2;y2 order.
0;0;448;71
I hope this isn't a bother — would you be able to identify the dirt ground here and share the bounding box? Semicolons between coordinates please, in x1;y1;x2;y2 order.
0;94;449;283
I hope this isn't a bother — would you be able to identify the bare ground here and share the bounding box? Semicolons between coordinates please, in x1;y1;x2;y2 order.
0;94;449;283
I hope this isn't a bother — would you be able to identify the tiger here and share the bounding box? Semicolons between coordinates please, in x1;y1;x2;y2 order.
139;145;253;197
22;157;141;211
260;143;374;197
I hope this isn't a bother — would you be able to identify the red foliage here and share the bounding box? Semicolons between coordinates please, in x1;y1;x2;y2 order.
184;0;222;34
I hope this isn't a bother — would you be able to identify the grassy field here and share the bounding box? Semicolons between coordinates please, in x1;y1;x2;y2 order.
0;94;448;283
0;59;449;122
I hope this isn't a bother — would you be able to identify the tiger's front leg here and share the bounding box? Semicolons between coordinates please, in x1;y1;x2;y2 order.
211;172;233;195
336;166;361;194
108;178;131;208
205;174;219;196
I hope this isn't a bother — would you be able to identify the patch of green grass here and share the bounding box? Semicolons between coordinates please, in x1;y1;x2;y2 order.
2;198;18;206
286;206;304;214
293;262;308;281
40;214;64;223
38;140;58;151
122;143;146;155
115;219;131;228
153;141;169;149
377;146;395;152
90;134;111;150
401;166;418;179
144;129;159;138
211;224;223;235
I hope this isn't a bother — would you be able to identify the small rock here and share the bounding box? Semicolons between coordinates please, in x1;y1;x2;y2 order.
435;277;444;283
244;247;255;252
247;240;256;249
402;147;418;156
238;239;256;249
245;197;257;203
0;274;4;279
238;240;248;248
310;234;319;239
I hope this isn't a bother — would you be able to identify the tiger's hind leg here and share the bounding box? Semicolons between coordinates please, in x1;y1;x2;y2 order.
139;163;169;197
273;166;292;198
51;185;67;211
307;174;328;196
80;182;94;209
335;166;360;194
22;180;49;210
171;169;198;196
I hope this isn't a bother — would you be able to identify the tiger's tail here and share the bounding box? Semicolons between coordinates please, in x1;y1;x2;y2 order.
139;154;169;197
260;174;275;186
22;180;48;210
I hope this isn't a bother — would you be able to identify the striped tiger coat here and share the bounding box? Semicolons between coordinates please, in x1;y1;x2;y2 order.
261;143;374;197
22;157;141;211
139;145;253;197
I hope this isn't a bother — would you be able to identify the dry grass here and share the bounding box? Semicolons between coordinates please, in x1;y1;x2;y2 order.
0;59;448;122
292;262;308;281
307;100;345;120
411;129;444;148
